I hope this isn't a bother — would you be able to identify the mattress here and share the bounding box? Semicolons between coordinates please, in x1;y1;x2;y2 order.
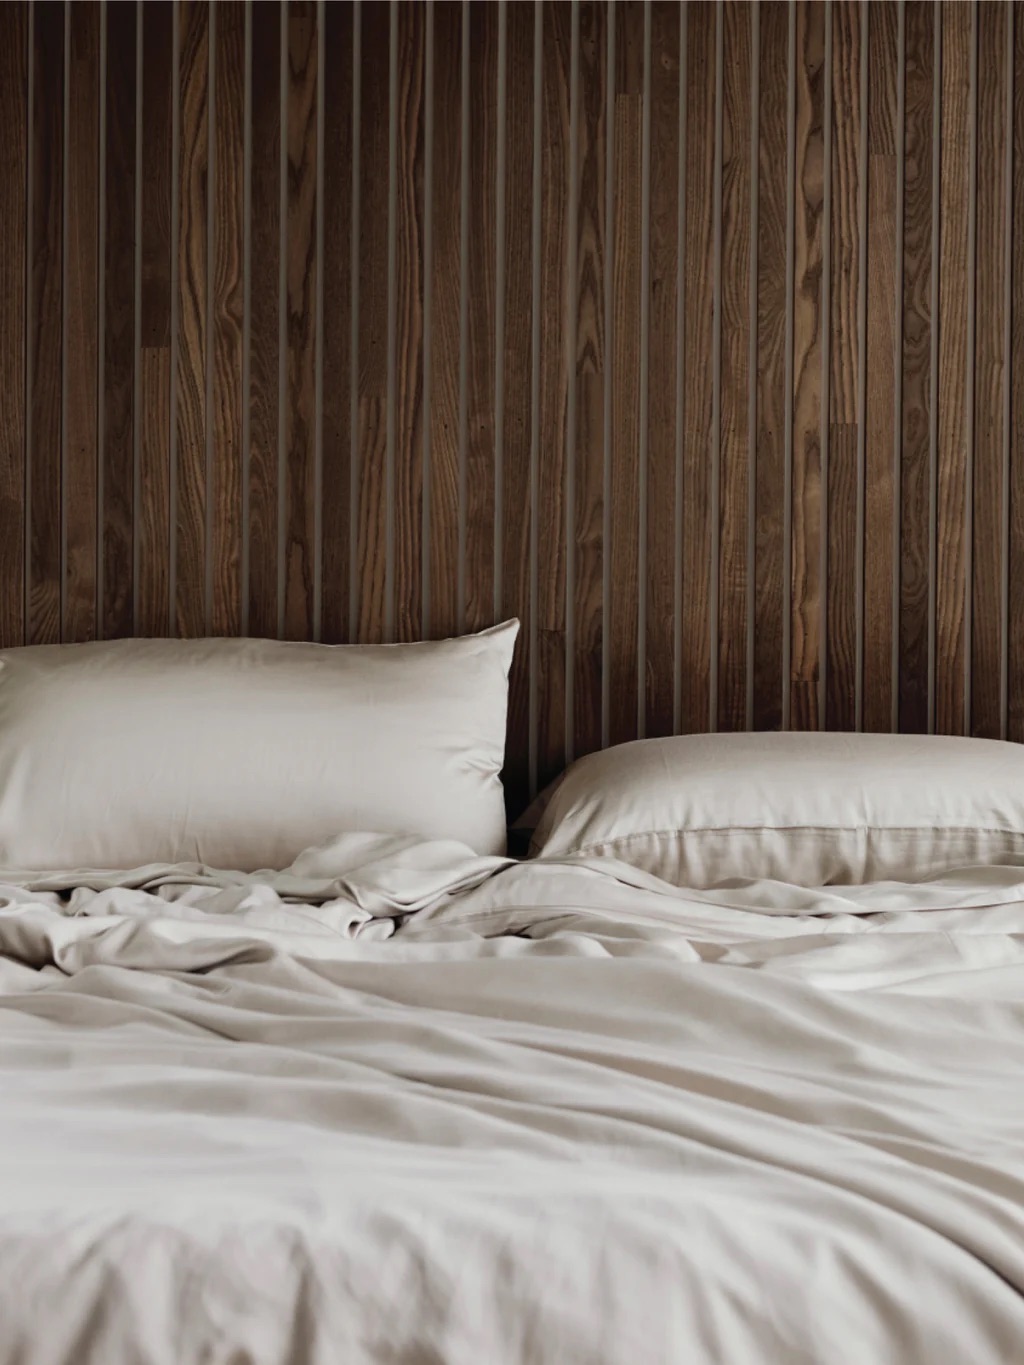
2;835;1023;1364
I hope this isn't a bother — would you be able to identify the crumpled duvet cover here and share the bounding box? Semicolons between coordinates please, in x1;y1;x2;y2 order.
1;833;1023;1365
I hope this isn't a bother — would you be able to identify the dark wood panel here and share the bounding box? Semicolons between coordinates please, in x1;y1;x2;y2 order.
899;0;935;734
211;0;245;637
28;1;63;647
501;0;534;810
935;0;971;736
138;0;173;638
283;0;317;642
718;0;752;733
608;1;642;747
427;1;461;642
790;0;825;731
394;1;425;642
536;0;571;784
464;2;496;635
64;1;100;644
826;0;861;731
753;0;788;732
863;0;898;733
103;1;137;641
971;2;1008;739
1011;1;1024;742
321;1;353;645
248;0;281;640
355;0;390;643
0;2;27;650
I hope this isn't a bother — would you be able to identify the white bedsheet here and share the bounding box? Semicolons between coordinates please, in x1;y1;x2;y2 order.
1;836;1023;1364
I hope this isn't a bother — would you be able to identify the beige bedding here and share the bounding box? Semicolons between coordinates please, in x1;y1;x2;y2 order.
2;836;1023;1364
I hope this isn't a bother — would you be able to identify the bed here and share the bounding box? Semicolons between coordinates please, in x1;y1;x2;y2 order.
1;633;1023;1364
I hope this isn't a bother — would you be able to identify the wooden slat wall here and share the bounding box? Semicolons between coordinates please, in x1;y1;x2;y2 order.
1;0;1023;808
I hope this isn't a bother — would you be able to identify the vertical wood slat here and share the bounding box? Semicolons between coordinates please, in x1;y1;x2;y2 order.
936;0;971;735
753;0;788;731
899;0;935;734
283;0;317;641
827;0;861;732
103;1;137;641
501;0;534;812
1012;1;1024;742
64;1;100;644
971;1;1008;739
211;0;245;637
645;0;680;740
0;2;27;650
28;1;64;646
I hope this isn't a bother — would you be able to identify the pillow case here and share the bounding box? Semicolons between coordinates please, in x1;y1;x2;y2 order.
0;622;518;873
528;731;1024;887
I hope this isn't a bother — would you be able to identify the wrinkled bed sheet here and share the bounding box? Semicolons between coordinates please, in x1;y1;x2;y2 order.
1;833;1023;1365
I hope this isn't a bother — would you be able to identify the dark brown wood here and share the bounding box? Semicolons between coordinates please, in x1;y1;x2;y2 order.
501;0;534;810
971;2;1007;739
283;0;317;642
211;0;245;637
827;0;861;732
609;1;642;747
0;2;27;650
863;0;898;733
103;1;137;641
394;1;425;642
138;0;173;638
64;1;100;644
718;0;752;733
355;0;389;643
28;1;63;647
427;1;461;643
321;0;353;645
899;0;935;734
936;0;970;735
753;0;788;732
248;0;281;640
1011;1;1024;742
572;0;606;761
645;0;680;739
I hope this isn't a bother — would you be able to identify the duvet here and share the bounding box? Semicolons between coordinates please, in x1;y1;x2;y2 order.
1;833;1023;1365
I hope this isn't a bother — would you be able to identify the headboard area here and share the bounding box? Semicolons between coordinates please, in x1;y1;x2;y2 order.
1;0;1022;811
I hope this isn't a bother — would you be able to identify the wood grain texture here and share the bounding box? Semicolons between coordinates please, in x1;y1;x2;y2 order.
753;0;788;732
718;0;752;733
211;0;245;637
536;0;571;784
393;1;424;642
321;1;352;645
500;0;534;811
138;0;173;638
0;2;27;650
826;0;861;731
1011;1;1024;742
28;1;63;646
283;0;318;641
971;2;1007;739
64;1;100;643
790;0;824;731
355;0;389;643
464;2;496;635
248;0;281;639
645;0;680;739
935;0;970;735
863;0;898;732
102;1;137;641
427;1;461;642
899;0;934;734
608;1;642;747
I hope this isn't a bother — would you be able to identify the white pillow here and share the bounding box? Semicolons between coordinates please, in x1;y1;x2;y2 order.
528;732;1024;886
0;622;518;873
